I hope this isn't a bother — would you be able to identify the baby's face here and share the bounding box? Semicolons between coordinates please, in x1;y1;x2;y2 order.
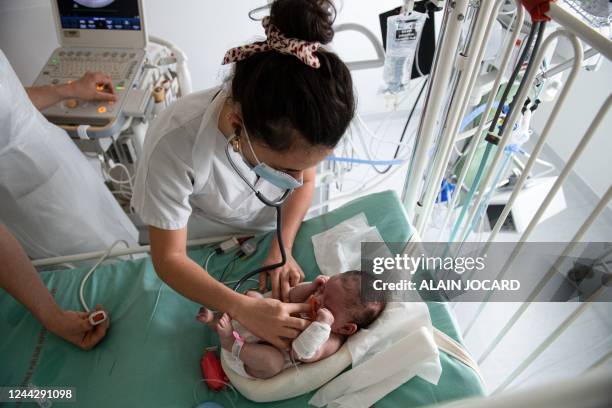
312;275;356;335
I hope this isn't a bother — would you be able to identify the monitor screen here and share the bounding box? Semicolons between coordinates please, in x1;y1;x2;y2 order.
57;0;141;31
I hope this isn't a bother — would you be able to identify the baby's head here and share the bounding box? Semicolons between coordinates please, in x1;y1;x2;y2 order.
313;271;385;336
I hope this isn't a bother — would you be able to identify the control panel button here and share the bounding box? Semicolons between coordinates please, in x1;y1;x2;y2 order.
66;99;78;109
98;106;107;114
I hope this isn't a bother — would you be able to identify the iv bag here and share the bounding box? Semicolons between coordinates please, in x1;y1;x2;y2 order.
382;11;427;95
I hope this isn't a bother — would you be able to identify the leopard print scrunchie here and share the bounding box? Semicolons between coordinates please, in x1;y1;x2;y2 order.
222;16;321;68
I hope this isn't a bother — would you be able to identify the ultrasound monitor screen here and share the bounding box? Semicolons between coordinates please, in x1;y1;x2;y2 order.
57;0;141;31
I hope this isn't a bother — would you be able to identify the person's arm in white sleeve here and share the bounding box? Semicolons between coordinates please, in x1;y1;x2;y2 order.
0;224;110;350
26;71;117;110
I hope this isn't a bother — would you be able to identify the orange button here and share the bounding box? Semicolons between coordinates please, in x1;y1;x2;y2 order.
66;99;78;109
98;106;107;113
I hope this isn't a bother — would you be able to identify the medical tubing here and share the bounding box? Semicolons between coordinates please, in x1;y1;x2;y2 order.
448;22;540;242
448;142;493;242
461;148;513;243
375;77;428;175
487;21;540;141
324;156;404;166
497;22;547;137
455;21;548;242
233;204;286;292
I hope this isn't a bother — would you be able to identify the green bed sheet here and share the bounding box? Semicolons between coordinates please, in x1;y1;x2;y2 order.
0;191;484;407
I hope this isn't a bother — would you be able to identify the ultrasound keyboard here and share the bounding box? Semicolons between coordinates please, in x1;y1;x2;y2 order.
33;47;146;126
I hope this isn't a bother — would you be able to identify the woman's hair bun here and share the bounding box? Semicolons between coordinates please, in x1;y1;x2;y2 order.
270;0;336;44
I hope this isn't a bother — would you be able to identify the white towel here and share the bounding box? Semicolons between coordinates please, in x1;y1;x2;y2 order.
311;213;388;276
310;220;441;407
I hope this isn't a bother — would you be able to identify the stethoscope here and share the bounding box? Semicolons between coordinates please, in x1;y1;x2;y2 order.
224;131;292;291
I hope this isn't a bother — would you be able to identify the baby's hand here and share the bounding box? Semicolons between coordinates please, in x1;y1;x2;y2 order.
314;275;330;288
316;307;334;326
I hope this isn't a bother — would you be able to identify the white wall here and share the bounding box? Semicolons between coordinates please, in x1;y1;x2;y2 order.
0;0;409;115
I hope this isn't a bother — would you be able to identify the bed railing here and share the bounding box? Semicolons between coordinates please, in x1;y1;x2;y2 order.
401;0;611;395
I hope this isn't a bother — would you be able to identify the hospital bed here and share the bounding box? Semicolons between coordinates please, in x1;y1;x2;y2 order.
0;191;484;407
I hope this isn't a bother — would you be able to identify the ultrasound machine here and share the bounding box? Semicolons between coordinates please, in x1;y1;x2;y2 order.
32;0;148;127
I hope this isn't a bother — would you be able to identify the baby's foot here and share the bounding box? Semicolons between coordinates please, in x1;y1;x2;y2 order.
196;307;217;329
216;313;235;352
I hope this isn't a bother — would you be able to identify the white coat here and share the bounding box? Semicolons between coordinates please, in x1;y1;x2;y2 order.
0;50;138;259
131;86;283;239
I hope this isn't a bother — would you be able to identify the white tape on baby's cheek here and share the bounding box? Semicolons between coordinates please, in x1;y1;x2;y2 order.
292;321;331;360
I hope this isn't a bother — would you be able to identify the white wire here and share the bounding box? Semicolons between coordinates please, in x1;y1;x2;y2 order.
414;26;425;78
354;114;415;146
453;143;465;157
106;163;134;186
192;378;237;408
79;240;130;313
106;161;135;204
221;278;260;286
204;251;215;271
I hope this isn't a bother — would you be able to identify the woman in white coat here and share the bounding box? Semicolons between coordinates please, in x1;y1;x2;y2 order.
132;0;355;349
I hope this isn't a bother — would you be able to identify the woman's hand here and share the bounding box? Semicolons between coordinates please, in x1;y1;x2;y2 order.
46;305;110;350
66;71;118;102
260;246;305;302
234;296;310;350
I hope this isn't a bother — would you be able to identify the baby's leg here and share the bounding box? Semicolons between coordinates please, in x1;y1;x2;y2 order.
216;314;285;379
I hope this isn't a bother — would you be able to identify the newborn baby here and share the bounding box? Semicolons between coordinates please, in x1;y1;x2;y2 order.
197;271;385;379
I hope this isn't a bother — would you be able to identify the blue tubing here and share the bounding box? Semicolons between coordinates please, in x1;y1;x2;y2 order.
449;142;494;243
460;148;512;243
324;156;405;166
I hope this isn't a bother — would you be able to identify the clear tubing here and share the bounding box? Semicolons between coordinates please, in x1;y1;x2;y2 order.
455;21;546;244
416;0;501;236
449;142;493;243
324;156;404;166
482;32;584;252
438;0;525;240
461;148;512;243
